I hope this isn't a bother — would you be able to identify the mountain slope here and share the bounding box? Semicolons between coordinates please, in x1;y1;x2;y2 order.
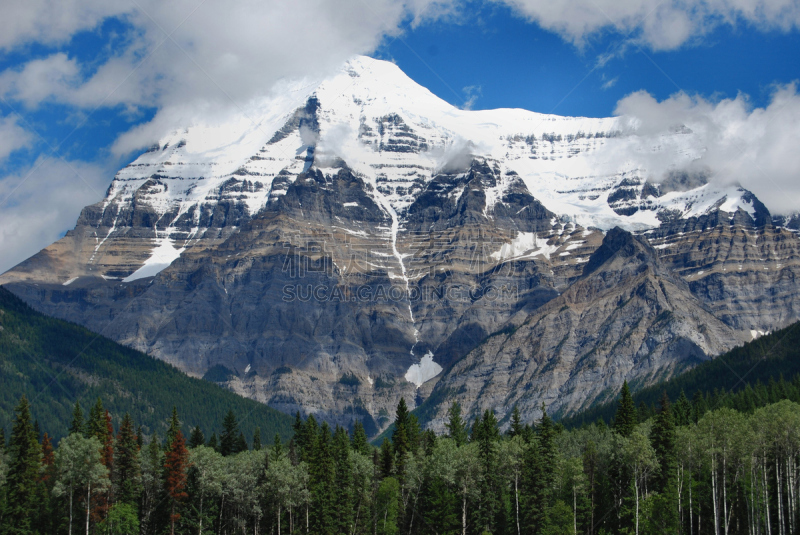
417;227;742;430
0;287;294;442
560;319;800;428
1;56;798;434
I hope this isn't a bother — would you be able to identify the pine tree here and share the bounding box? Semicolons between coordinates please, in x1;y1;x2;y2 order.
510;405;524;438
235;431;248;453
189;426;205;449
332;425;354;533
521;435;547;534
219;410;240;457
135;426;143;451
115;413;141;505
207;433;219;452
35;431;57;535
649;391;678;531
691;390;707;423
273;433;283;459
94;409;115;523
445;401;468;446
379;438;393;478
351;421;370;455
4;396;42;534
583;440;599;535
310;422;336;534
652;394;676;478
164;429;190;535
674;390;692;426
165;406;180;449
614;381;637;437
475;410;501;533
0;427;6;452
70;401;85;436
252;427;262;451
101;410;114;471
87;398;106;442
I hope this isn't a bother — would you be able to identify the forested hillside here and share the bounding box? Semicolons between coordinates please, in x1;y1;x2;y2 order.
0;286;294;442
561;321;800;428
3;386;800;534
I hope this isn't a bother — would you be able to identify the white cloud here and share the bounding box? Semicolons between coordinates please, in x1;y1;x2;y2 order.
0;157;111;272
601;75;619;90
496;0;800;50
0;53;81;108
0;116;33;162
0;0;461;154
597;84;800;215
461;85;482;110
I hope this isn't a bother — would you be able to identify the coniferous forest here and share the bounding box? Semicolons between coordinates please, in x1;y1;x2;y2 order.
2;383;800;535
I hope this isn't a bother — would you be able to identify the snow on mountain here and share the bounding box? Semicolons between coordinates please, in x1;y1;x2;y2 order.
98;55;757;278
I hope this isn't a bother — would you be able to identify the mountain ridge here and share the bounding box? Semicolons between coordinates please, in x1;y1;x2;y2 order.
2;56;798;434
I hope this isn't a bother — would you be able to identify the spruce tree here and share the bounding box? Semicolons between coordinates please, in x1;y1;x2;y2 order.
332;426;354;533
475;410;501;533
351;421;370;455
510;405;524;438
650;392;678;531
4;396;41;534
235;432;248;453
165;406;180;449
101;410;115;472
691;390;707;423
310;422;336;534
445;401;467;446
252;427;262;451
188;426;205;449
521;435;547;533
164;429;189;535
207;433;219;452
674;390;692;426
69;400;85;436
613;381;637;437
219;410;240;456
87;397;106;442
115;413;141;505
379;438;393;478
651;393;677;484
273;433;283;458
0;427;6;452
35;432;56;535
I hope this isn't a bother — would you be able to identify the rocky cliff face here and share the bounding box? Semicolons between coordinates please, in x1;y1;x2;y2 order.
2;56;798;434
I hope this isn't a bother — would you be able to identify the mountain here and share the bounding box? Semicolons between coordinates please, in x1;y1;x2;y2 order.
2;56;799;434
0;287;294;442
559;319;800;428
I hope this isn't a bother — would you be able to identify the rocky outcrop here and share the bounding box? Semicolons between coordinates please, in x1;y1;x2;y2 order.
420;228;743;431
2;57;799;435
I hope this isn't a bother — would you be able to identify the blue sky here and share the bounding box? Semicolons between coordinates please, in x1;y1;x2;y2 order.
378;3;800;116
0;0;798;271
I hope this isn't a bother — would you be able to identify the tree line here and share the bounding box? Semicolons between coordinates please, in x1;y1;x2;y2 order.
2;383;800;534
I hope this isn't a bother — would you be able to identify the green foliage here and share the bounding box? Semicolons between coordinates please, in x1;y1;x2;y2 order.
0;287;293;443
98;503;140;535
445;401;467;447
376;477;400;535
4;393;800;535
613;381;637;437
3;396;40;534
